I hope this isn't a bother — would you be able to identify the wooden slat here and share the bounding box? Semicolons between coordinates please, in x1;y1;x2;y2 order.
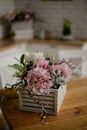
22;98;54;105
21;95;54;101
18;85;66;115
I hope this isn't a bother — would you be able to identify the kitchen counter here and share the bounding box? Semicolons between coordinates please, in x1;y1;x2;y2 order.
0;39;86;51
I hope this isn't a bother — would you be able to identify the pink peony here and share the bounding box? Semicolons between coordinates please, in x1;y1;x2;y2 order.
34;59;49;69
26;67;52;95
58;62;72;81
50;65;59;71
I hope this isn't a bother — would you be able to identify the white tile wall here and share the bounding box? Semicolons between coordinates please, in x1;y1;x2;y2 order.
0;0;15;16
0;0;87;39
14;0;87;39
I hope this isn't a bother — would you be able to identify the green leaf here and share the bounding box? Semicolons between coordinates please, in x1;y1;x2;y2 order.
13;72;21;78
9;64;26;72
20;54;25;65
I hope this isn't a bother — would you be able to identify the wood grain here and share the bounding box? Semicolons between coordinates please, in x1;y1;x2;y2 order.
0;39;86;51
0;78;87;130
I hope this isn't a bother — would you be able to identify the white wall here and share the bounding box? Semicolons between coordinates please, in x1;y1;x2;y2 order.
14;0;87;39
0;0;87;39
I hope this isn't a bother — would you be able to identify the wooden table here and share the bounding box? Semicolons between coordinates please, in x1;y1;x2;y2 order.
0;78;87;130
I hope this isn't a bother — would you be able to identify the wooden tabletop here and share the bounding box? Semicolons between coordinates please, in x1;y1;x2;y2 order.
0;38;86;51
0;78;87;130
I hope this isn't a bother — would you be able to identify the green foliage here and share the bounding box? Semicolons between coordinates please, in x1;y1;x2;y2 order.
9;64;26;78
9;54;27;81
9;53;38;85
20;54;25;65
51;70;65;89
10;31;16;37
62;18;72;36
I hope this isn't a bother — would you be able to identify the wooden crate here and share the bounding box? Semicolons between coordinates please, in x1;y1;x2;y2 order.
18;85;66;115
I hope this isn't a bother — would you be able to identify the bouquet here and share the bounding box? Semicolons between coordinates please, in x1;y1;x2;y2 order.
6;52;73;124
9;52;72;95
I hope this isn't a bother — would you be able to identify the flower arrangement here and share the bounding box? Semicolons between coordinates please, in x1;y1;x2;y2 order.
9;52;72;95
6;52;73;124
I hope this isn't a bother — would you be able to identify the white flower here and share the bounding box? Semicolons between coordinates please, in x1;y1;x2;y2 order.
24;52;30;63
29;52;44;62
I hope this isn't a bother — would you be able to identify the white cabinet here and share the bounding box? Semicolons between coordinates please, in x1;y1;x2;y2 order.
0;43;27;58
27;43;81;58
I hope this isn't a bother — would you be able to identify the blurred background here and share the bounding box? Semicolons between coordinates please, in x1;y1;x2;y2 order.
0;0;87;40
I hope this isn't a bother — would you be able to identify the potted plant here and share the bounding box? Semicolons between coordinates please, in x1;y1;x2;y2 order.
6;52;74;124
62;18;73;40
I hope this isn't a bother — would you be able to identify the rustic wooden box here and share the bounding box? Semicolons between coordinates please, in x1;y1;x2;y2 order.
18;85;66;115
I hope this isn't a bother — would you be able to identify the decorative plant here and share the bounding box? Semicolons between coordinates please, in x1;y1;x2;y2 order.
5;52;76;124
62;18;72;36
0;11;35;39
8;52;73;95
9;31;16;40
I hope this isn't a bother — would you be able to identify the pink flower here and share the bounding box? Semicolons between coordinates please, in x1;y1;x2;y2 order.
58;63;72;81
34;59;49;68
26;67;52;95
50;65;58;71
4;11;16;21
